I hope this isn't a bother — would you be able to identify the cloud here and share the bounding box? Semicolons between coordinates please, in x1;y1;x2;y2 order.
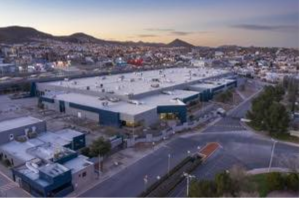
231;24;298;32
170;31;209;36
137;34;158;38
145;28;175;32
170;31;193;36
143;28;209;37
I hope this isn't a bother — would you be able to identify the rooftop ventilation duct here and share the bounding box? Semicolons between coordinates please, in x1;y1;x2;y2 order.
162;91;173;95
129;100;143;105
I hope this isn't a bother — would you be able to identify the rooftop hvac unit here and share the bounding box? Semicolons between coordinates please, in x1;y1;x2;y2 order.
96;84;104;89
98;97;106;101
151;84;160;88
124;92;134;96
118;75;125;81
102;101;109;107
107;90;115;94
25;162;39;174
109;97;120;102
152;78;160;82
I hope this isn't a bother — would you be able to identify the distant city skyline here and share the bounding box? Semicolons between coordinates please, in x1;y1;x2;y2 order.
0;0;299;48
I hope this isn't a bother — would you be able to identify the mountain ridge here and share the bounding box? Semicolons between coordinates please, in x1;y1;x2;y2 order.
0;26;195;48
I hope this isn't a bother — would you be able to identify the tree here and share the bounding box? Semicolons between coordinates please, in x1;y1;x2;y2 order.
3;159;11;167
89;137;111;172
80;147;92;158
189;180;217;197
215;171;233;196
265;102;290;135
247;85;290;134
89;137;111;157
215;90;233;103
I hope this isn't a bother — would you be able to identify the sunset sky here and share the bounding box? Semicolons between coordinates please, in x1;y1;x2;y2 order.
0;0;299;47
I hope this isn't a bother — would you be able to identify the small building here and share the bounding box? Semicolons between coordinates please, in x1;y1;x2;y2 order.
0;116;46;146
12;161;74;197
115;57;127;67
1;135;93;197
0;117;93;197
0;63;18;75
38;129;86;151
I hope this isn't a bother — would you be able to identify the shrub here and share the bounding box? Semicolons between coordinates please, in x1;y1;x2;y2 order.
285;173;299;192
266;172;285;192
3;159;11;167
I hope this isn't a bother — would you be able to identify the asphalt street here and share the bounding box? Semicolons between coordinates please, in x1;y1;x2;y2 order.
80;86;298;197
80;132;298;197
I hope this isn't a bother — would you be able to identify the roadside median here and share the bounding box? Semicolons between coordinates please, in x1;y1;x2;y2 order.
139;142;221;197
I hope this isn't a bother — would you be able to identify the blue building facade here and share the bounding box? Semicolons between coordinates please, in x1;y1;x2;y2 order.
69;102;121;127
12;164;73;197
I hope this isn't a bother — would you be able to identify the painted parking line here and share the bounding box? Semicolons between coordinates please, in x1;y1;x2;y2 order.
214;124;244;128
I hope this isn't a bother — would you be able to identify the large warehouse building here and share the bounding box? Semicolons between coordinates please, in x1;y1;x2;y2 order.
35;67;236;128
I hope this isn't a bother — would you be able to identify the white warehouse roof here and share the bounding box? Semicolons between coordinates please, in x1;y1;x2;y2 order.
0;116;44;133
42;67;229;97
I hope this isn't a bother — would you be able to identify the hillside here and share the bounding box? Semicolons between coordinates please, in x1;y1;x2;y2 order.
167;39;194;48
0;26;195;48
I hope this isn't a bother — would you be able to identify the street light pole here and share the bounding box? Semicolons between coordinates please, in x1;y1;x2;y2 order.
152;142;155;150
187;150;191;156
268;138;278;172
143;175;148;192
183;172;195;197
167;154;171;175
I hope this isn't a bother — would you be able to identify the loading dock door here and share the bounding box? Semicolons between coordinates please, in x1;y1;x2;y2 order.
59;101;66;113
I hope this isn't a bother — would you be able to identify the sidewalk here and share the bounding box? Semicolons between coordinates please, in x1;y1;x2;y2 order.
247;167;292;175
70;140;172;197
0;164;31;197
236;90;246;100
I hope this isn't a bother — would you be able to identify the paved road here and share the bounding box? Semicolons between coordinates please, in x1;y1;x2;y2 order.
80;131;298;197
168;137;299;197
80;86;298;197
